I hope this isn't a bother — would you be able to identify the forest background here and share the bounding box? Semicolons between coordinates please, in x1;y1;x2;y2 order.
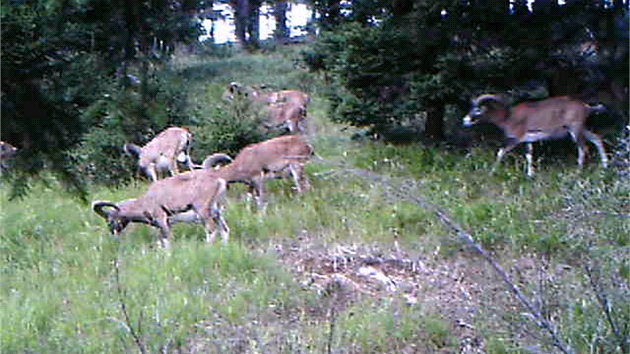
2;0;628;194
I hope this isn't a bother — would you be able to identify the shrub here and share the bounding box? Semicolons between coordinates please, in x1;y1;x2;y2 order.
188;97;281;161
145;67;195;128
66;126;135;186
68;62;202;186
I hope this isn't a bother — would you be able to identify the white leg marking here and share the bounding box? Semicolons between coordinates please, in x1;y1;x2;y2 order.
491;148;506;173
289;164;301;193
583;130;608;168
526;143;534;177
577;143;585;168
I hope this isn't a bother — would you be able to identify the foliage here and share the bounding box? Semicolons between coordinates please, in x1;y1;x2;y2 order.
64;64;196;186
80;0;206;64
304;0;629;142
59;48;315;186
66;127;135;186
568;253;630;354
137;65;197;129
196;40;241;58
303;22;422;136
2;29;629;353
0;182;302;352
1;1;93;199
1;0;210;198
188;97;280;161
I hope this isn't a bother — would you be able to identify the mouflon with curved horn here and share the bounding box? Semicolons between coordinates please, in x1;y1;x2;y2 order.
463;94;608;176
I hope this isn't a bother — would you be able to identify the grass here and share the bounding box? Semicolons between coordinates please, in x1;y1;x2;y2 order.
2;46;629;353
0;187;306;353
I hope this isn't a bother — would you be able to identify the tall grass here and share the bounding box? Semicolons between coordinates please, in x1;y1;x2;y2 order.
1;182;307;353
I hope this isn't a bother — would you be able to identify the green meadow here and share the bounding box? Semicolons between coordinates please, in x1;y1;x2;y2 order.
2;47;628;354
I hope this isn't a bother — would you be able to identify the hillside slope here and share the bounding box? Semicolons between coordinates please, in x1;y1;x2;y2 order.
2;48;628;354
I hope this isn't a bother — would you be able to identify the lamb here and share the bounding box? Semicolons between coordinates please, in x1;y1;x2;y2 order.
223;82;310;107
216;135;314;209
266;101;308;133
124;127;194;181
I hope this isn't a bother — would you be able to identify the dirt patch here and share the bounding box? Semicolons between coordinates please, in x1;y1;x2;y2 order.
271;237;507;351
267;234;586;353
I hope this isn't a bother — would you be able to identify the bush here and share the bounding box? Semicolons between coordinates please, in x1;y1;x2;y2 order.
144;67;194;128
67;85;146;186
305;23;421;133
67;61;203;186
188;97;282;162
66;127;135;186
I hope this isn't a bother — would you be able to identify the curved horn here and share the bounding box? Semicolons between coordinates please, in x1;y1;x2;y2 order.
229;82;242;93
92;201;119;219
473;94;505;106
203;153;233;170
473;93;505;105
123;143;142;158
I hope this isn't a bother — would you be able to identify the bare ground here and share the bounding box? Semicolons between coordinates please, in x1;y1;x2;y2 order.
268;233;576;354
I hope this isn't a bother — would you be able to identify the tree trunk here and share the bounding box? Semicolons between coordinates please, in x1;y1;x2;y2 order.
249;1;260;48
140;56;149;115
318;0;341;28
233;0;261;49
513;0;529;16
424;103;444;140
308;8;317;37
124;0;140;62
274;0;289;43
234;0;249;46
489;0;509;16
